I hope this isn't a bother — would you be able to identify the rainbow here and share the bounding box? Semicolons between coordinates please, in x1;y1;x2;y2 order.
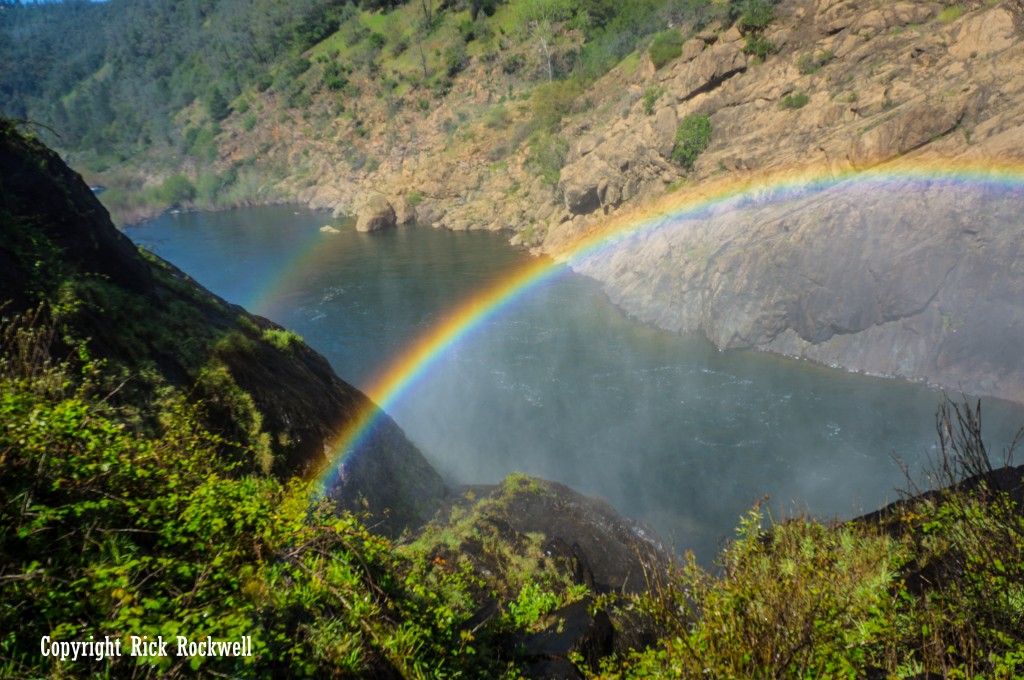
314;157;1024;488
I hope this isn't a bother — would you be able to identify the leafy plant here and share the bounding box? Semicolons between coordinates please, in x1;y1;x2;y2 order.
743;32;777;60
797;49;835;74
648;29;683;69
672;112;712;170
642;85;666;115
780;91;809;109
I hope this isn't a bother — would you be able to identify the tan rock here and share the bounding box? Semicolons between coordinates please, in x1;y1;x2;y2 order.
355;195;397;232
948;8;1016;59
668;40;747;103
851;99;966;167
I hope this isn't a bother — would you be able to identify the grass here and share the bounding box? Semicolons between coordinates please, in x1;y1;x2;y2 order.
938;5;963;23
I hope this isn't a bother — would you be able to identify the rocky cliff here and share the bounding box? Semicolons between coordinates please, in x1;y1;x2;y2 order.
0;121;445;536
238;0;1024;403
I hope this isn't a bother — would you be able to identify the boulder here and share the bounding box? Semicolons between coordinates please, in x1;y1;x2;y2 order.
668;39;747;102
355;195;397;232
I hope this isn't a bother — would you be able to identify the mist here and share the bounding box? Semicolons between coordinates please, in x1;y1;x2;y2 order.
129;199;1024;564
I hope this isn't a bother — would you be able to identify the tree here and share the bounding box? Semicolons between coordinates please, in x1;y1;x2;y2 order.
512;0;580;81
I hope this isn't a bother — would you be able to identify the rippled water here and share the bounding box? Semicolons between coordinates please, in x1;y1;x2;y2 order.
128;206;1024;561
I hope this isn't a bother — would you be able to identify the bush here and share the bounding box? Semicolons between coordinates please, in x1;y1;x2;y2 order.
743;32;777;60
530;79;583;130
528;130;569;186
444;41;468;78
648;30;684;69
780;91;809;109
642;85;665;115
158;173;195;205
672;112;712;170
796;49;834;74
737;0;775;32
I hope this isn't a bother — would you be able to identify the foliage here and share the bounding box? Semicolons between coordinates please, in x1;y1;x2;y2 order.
530;78;583;130
527;130;569;186
0;309;526;678
598;398;1024;679
642;85;665;115
157;174;196;206
648;30;683;69
736;0;775;32
671;112;712;170
797;49;834;75
261;328;303;354
938;4;963;23
743;31;777;60
780;91;809;109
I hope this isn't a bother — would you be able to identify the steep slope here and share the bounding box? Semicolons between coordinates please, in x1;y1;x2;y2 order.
225;0;1024;403
0;120;445;536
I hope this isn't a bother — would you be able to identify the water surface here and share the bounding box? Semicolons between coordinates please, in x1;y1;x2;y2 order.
128;206;1024;561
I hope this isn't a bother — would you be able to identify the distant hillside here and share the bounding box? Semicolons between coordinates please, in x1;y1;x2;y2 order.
5;0;1023;399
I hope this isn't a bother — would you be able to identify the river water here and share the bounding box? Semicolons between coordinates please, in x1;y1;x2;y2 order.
127;205;1024;561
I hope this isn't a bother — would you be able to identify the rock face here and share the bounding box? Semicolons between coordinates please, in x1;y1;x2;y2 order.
356;194;397;232
573;179;1024;402
221;0;1024;403
0;126;445;536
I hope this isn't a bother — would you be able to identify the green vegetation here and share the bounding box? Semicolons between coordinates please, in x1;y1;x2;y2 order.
939;4;964;23
736;0;775;32
530;78;584;130
0;308;513;678
528;129;570;186
597;398;1024;679
672;112;712;170
797;49;835;74
648;29;683;69
743;31;777;61
780;91;810;109
261;328;304;353
642;85;666;115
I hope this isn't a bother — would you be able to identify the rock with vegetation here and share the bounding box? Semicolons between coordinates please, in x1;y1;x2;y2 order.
0;120;444;535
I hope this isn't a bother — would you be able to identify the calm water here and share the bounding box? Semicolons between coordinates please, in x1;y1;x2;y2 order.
127;206;1024;561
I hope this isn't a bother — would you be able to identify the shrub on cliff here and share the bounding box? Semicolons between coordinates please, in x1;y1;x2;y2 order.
672;112;712;170
648;30;683;69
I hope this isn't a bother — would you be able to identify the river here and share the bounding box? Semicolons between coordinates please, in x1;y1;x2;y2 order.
127;205;1024;561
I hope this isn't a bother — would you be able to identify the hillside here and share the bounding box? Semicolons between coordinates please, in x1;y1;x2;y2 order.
8;0;1017;403
5;0;1024;666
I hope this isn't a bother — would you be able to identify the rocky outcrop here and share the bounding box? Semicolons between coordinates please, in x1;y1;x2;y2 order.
573;177;1024;402
1;125;445;537
211;0;1024;403
413;475;670;676
356;194;397;232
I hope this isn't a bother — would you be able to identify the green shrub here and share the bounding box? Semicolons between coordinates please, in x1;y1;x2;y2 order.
484;104;511;129
780;91;809;109
737;0;775;32
530;79;583;130
672;112;712;170
743;32;777;60
528;130;569;186
158;173;195;205
643;85;666;115
262;328;303;353
938;4;963;23
648;30;684;69
444;41;468;78
796;49;834;74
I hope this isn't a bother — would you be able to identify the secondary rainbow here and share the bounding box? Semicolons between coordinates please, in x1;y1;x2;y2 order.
315;157;1024;487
